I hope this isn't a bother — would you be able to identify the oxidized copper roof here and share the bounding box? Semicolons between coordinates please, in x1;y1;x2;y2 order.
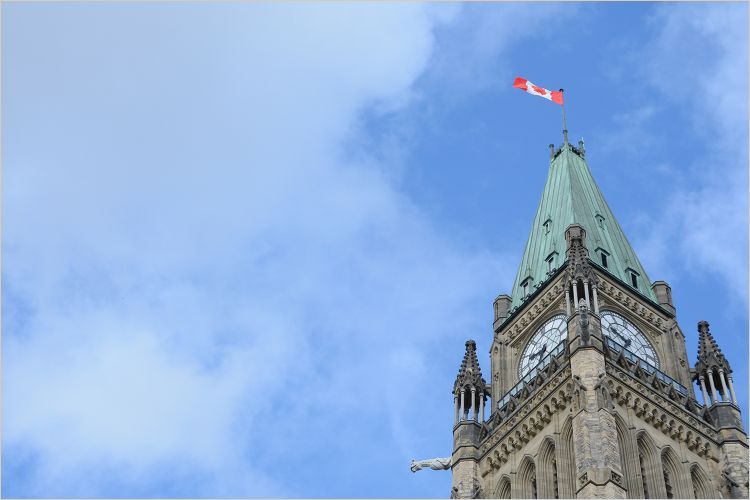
509;140;658;309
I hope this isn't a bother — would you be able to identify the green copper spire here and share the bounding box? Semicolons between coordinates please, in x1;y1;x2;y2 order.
509;140;658;309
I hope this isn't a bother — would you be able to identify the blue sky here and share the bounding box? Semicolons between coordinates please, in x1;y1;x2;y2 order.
3;2;747;497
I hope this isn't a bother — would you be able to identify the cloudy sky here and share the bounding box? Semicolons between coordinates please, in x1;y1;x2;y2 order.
3;2;747;497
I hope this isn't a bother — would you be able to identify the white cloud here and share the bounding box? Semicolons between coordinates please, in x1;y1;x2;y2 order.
420;3;578;99
4;4;514;496
629;4;748;303
4;2;604;495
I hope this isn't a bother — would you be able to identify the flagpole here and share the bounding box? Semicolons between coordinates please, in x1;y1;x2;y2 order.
560;88;568;144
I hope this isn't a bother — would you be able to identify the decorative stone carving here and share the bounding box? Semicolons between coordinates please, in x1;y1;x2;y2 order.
471;478;482;499
579;300;590;345
480;463;492;478
594;372;614;410
480;368;572;464
579;471;589;487
611;471;623;486
501;278;566;341
410;457;451;473
597;278;669;334
571;375;587;413
608;362;719;454
565;224;593;282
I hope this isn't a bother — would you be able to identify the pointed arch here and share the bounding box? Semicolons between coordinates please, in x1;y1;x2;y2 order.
537;437;559;498
690;464;713;499
494;475;511;499
661;446;689;499
661;448;676;498
615;414;642;498
557;417;576;499
514;455;537;499
636;431;666;498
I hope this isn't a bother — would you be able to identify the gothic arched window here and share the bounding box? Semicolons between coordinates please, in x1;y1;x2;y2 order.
636;432;664;498
615;415;641;498
495;476;511;499
516;456;537;499
537;438;559;498
691;464;713;499
558;418;576;499
663;466;674;498
661;447;686;499
639;449;650;499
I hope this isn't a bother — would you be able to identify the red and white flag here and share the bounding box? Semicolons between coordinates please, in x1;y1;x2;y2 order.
513;77;564;105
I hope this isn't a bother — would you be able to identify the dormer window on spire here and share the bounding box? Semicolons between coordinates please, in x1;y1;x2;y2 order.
596;248;610;269
596;214;605;229
626;268;640;289
546;252;558;274
521;277;533;298
543;218;552;235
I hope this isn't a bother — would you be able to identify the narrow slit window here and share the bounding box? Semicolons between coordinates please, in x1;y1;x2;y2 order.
543;218;552;235
545;252;557;274
601;253;608;268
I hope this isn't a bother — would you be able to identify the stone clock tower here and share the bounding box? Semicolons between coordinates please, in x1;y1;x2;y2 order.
447;135;748;498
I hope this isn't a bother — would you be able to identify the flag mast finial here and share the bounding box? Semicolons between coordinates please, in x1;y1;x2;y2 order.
560;89;568;144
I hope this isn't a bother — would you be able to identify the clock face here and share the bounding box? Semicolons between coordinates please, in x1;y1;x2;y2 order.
600;311;659;368
519;315;567;378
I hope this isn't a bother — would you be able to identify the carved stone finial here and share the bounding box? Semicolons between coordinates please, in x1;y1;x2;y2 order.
454;339;487;397
565;224;593;284
577;139;586;158
693;319;731;380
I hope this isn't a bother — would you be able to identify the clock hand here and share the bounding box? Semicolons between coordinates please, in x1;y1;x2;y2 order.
608;326;631;347
529;344;547;361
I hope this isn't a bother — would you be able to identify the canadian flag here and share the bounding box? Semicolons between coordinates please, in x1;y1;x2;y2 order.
513;77;564;105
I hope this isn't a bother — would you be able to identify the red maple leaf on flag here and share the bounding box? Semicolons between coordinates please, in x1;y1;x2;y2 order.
513;76;564;105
